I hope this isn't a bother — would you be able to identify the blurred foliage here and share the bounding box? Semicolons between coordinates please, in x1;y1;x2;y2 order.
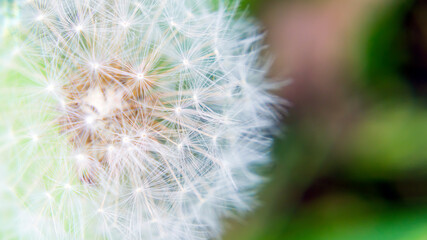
267;200;427;240
360;0;414;98
346;103;427;179
225;0;427;239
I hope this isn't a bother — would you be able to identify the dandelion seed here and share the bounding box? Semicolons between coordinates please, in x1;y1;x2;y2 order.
186;12;194;18
90;62;100;70
46;83;55;92
174;106;182;115
107;145;115;153
35;14;44;22
182;58;190;66
176;143;183;150
85;115;95;125
75;154;86;162
122;136;131;144
31;134;39;143
140;131;147;138
120;21;130;28
136;73;144;80
45;192;53;200
74;24;83;32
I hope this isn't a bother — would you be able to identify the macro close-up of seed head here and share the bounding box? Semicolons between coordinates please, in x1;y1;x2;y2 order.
0;0;278;239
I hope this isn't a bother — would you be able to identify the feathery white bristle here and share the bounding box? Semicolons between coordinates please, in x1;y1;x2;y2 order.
0;0;279;239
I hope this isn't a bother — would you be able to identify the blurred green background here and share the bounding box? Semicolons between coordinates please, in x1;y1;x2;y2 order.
224;0;427;239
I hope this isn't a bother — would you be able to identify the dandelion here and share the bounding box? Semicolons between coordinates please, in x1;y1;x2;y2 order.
0;0;278;239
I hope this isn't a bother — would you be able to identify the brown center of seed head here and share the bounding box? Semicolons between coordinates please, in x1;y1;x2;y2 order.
58;62;158;183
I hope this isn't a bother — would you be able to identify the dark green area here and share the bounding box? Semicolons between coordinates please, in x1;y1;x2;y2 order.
360;0;414;98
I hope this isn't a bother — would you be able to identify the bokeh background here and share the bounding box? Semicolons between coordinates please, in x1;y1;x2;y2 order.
2;0;427;239
224;0;427;239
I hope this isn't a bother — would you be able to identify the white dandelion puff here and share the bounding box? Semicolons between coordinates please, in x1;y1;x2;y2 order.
0;0;280;239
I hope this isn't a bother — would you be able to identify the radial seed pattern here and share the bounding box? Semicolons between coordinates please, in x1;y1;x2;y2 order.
0;0;277;239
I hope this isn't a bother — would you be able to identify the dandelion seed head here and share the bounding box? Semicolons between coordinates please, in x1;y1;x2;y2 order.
0;0;279;239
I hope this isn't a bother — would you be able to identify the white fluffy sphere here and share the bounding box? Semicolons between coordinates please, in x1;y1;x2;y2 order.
0;0;278;239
